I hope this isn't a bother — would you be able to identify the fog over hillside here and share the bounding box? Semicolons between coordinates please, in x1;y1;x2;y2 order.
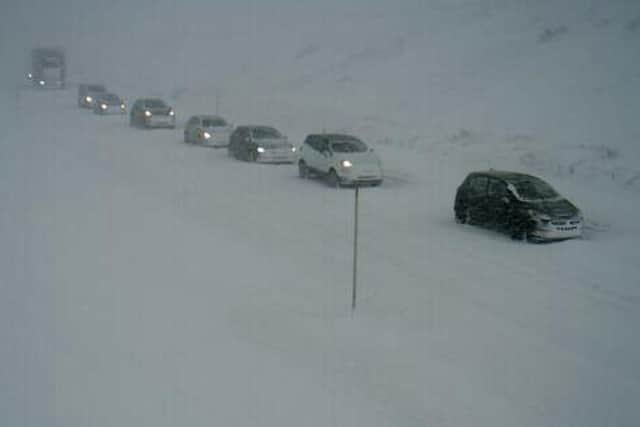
3;0;639;158
1;1;640;426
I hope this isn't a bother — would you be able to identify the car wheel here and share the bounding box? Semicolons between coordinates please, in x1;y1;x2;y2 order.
455;209;466;224
510;229;528;241
298;161;309;178
510;219;534;242
326;169;341;188
456;207;473;225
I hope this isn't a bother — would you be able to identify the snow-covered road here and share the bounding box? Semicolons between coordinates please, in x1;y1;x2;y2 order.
1;87;638;426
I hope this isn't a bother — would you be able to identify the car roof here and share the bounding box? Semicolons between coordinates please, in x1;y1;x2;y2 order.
193;115;226;120
241;125;278;131
468;170;543;182
308;133;360;141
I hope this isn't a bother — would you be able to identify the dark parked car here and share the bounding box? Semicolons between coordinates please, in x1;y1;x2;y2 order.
129;98;175;129
454;170;583;241
228;125;295;163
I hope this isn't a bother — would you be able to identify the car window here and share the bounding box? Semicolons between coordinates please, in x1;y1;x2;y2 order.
488;178;508;197
100;94;119;103
467;176;488;196
234;128;246;139
329;140;368;153
305;136;319;150
511;177;559;200
251;127;281;139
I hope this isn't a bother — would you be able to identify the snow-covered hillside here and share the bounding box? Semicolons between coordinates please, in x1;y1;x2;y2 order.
1;1;639;426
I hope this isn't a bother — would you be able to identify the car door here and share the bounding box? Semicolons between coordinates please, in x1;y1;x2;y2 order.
303;136;319;171
184;117;196;141
131;100;141;123
243;129;255;158
231;127;246;157
306;136;327;172
463;175;489;224
190;117;201;141
486;178;510;228
300;136;317;169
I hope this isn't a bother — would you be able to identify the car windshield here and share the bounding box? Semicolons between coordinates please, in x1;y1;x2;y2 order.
330;139;368;153
511;177;560;200
202;118;227;127
88;85;106;92
252;127;281;139
145;99;167;108
99;94;120;103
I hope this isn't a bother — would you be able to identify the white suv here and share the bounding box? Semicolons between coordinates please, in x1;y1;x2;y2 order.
298;134;383;187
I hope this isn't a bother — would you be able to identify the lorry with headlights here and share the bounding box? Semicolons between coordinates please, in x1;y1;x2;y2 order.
26;47;66;89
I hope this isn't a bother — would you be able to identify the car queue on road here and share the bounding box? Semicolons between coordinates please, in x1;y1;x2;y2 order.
40;77;583;243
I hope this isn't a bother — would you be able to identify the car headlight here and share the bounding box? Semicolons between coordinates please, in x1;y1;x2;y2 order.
86;96;93;103
291;146;297;152
144;110;152;117
27;73;33;80
341;160;353;168
39;80;45;86
168;110;175;116
120;104;126;110
257;147;265;153
203;131;211;139
100;103;107;110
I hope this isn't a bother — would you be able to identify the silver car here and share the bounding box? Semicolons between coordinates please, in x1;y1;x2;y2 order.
184;115;233;147
93;93;126;115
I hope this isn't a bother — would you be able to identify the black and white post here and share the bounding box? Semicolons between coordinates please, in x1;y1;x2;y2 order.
352;185;359;313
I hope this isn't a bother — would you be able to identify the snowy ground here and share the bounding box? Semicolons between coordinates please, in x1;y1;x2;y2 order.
1;1;640;426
